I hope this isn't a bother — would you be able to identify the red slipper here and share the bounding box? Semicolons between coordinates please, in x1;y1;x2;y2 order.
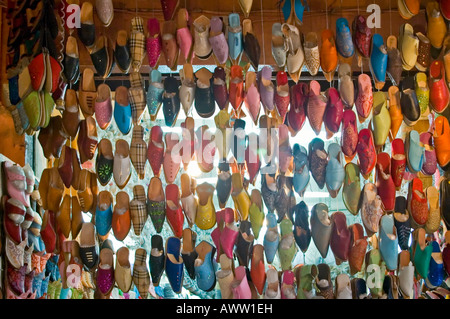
28;53;46;91
408;177;429;228
165;183;184;238
356;128;376;179
391;138;406;190
147;125;165;177
375;152;396;212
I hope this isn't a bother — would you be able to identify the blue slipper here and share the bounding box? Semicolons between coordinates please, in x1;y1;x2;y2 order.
325;143;345;198
370;33;388;90
194;241;217;292
406;129;424;173
113;86;132;135
336;17;355;58
292;144;310;197
228;13;243;61
426;240;444;288
263;212;280;264
165;236;184;294
147;69;164;120
379;214;398;271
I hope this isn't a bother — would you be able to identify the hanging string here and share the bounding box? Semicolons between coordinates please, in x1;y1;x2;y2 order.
260;0;266;67
325;0;328;30
357;0;360;14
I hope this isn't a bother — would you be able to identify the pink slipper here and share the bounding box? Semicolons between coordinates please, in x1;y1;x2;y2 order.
4;161;28;207
176;8;194;63
244;71;260;124
163;132;181;184
355;73;373;122
307;80;327;135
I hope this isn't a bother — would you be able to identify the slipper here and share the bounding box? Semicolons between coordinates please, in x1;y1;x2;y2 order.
209;16;229;65
425;186;440;234
274;71;290;122
78;1;95;48
165;184;184;238
310;203;332;259
325;143;345;199
165;237;183;294
132;248;150;299
228;13;243;61
78;68;97;117
77;116;98;165
307;80;326;135
264;267;281;299
62;89;81;138
112;191;130;241
243;19;260;70
272;23;287;69
176;8;193;63
420;131;437;175
149;235;165;285
113;86;132;135
146;18;162;68
194;68;215;118
162;20;179;71
194;241;217;292
179;63;196;116
372;91;391;149
356;128;376;179
304;32;320;76
386;35;403;86
147;125;165;177
113;139;131;189
147;177;166;233
130;125;147;180
195;182;216;230
147;69;164;121
128;72;146;125
181;228;197;279
388;86;403;140
320;29;338;82
114;30;131;74
163;132;181;184
282;23;304;83
324;87;344;139
355;73;373;123
129;185;147;236
181;173;198;227
259;66;275;112
244;71;260;124
90;35;114;79
115;247;132;293
405;129;424;173
129;16;146;71
63;35;80;85
193;15;212;60
213;66;229;110
378;214;398;271
95;83;112;130
162;75;181;127
348;223;368;275
78;222;98;270
369;33;388;90
229;65;245;116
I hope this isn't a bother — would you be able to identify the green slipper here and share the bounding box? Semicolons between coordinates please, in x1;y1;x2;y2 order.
23;90;41;129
